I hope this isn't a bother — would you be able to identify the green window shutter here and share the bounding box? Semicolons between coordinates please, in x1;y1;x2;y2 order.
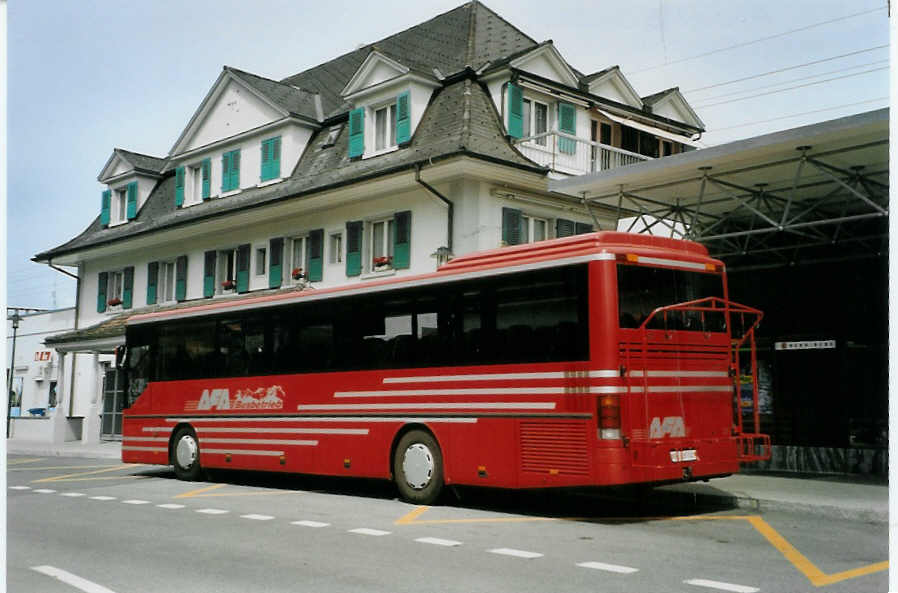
395;92;411;145
507;82;523;138
502;207;522;245
268;238;283;289
345;221;363;277
558;102;577;154
201;158;211;199
231;150;241;190
126;182;138;219
97;272;108;313
260;139;270;181
175;255;188;302
221;152;230;191
122;266;134;309
236;243;250;293
146;262;158;305
575;222;593;235
308;229;324;282
260;137;281;181
348;108;364;158
175;166;185;207
100;190;111;227
203;251;216;297
393;210;411;269
556;218;576;238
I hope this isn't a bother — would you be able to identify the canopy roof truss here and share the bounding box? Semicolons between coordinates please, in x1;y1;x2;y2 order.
551;110;888;269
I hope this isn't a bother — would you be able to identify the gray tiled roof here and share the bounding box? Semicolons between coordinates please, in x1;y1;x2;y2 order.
280;1;537;118
115;149;167;174
226;67;322;122
581;65;619;85
35;77;543;261
641;87;680;106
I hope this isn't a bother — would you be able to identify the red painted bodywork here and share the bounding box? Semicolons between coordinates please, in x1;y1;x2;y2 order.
122;232;768;489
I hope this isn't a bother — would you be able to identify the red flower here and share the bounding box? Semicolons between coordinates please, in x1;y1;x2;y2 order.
107;297;122;306
221;279;236;290
292;268;304;280
373;256;392;266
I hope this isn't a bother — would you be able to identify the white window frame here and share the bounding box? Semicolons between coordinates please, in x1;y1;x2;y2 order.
217;248;238;293
520;215;548;243
290;234;309;285
522;98;549;146
158;261;177;304
368;101;398;156
187;164;202;205
113;188;128;224
254;246;267;277
368;217;395;272
108;271;123;301
329;232;343;264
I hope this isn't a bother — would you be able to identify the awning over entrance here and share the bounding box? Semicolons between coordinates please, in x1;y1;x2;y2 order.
550;109;888;269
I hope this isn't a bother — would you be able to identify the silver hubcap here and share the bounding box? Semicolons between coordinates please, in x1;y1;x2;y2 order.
175;434;198;469
402;443;434;490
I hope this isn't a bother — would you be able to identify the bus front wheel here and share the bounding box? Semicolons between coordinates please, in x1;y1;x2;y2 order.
171;426;203;481
393;430;444;504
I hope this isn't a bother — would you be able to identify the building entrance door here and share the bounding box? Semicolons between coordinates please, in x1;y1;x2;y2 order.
101;368;124;440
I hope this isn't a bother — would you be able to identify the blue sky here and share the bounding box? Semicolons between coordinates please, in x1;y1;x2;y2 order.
6;0;889;309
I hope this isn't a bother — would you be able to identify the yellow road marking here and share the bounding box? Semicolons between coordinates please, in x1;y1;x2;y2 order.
7;458;45;466
31;464;139;483
396;507;887;586
175;483;226;498
10;465;124;472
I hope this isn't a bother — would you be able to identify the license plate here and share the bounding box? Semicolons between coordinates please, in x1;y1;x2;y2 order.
670;449;698;463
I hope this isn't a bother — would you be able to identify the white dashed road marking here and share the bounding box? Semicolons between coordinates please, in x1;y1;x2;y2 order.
196;508;229;515
9;486;31;490
577;561;639;574
684;579;760;593
156;503;185;509
291;520;330;528
60;492;86;497
121;499;150;505
241;514;275;521
33;489;57;494
31;565;120;593
415;537;462;547
488;548;543;559
349;528;391;536
89;496;116;501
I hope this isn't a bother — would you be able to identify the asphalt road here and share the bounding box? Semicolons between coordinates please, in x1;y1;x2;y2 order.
7;455;888;593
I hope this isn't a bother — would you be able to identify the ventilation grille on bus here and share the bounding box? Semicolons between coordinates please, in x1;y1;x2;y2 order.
520;421;590;476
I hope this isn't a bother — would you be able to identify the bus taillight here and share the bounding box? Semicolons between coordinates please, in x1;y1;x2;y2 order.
598;394;621;440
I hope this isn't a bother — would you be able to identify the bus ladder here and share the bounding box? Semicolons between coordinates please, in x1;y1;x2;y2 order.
626;297;771;465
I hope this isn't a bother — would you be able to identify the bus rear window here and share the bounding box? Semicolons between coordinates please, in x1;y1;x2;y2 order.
617;264;724;330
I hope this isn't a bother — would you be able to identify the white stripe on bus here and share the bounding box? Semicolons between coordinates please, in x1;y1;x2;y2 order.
382;370;619;383
297;402;557;411
629;370;729;378
196;427;369;435
634;256;709;270
200;438;318;446
141;426;173;432
202;449;285;456
121;446;167;453
165;416;479;424
628;385;732;393
336;386;628;397
122;437;169;442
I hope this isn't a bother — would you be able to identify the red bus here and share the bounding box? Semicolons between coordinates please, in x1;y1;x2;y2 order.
120;232;770;504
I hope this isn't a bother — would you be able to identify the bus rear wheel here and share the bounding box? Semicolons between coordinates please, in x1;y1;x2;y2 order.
171;426;203;481
393;430;444;504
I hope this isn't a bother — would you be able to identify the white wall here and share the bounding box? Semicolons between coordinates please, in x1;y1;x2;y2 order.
5;308;74;414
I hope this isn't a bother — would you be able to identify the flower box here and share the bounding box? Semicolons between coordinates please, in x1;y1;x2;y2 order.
372;256;393;271
106;297;122;306
291;268;305;280
221;279;236;290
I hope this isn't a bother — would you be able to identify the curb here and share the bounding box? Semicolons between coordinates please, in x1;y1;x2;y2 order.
7;444;122;460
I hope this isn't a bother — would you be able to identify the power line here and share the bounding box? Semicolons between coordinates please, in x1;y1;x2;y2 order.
629;7;885;74
705;96;888;133
694;66;888;109
683;44;889;93
690;59;888;104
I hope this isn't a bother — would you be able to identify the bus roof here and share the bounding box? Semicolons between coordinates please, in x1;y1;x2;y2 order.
127;232;716;326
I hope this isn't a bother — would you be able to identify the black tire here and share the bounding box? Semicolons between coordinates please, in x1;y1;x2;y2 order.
171;426;203;481
393;429;444;504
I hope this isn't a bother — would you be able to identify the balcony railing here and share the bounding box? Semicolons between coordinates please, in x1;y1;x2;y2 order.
514;131;650;175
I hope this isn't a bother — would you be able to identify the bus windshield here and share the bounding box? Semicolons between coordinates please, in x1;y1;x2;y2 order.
617;264;724;330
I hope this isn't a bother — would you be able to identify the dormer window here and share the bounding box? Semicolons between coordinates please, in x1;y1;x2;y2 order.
104;181;137;225
522;99;548;145
348;90;411;159
374;104;397;151
115;188;127;223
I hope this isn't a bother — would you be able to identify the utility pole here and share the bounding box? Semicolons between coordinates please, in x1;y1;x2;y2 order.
7;310;22;438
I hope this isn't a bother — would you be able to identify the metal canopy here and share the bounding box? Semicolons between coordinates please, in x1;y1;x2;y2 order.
550;109;888;269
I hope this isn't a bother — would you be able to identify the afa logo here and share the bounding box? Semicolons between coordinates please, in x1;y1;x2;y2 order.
194;386;285;411
649;416;686;439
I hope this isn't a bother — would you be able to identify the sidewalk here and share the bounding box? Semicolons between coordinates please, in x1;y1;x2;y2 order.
6;439;122;460
658;473;888;524
5;440;888;523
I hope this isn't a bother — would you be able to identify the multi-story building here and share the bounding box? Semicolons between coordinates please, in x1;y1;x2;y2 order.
35;1;703;442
